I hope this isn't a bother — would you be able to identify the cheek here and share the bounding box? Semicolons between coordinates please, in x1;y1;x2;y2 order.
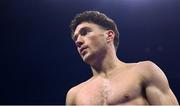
90;38;106;51
86;33;106;49
89;37;101;46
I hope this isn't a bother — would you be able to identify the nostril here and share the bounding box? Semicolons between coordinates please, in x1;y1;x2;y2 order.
75;35;84;47
76;41;83;47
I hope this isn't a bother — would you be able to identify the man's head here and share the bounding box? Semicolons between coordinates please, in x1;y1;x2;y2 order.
70;11;119;51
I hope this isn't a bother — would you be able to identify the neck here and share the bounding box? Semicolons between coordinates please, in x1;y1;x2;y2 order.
90;48;124;77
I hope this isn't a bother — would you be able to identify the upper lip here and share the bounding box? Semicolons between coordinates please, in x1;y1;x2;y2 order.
79;46;88;53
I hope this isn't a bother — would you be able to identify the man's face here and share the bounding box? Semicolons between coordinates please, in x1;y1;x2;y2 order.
73;22;107;64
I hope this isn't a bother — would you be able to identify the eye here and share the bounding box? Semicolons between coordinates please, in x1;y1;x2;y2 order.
80;28;91;36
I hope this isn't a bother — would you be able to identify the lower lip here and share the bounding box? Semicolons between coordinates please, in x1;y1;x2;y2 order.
81;49;87;55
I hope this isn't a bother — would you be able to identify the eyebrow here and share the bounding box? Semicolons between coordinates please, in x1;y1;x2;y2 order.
72;27;91;41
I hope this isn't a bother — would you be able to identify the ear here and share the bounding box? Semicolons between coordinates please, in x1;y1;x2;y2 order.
105;30;115;43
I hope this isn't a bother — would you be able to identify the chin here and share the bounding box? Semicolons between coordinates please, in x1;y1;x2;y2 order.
82;54;91;63
82;53;96;65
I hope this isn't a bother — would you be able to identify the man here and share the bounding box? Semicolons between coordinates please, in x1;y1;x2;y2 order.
66;11;179;105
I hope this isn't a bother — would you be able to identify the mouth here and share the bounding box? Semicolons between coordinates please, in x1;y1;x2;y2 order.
79;46;88;54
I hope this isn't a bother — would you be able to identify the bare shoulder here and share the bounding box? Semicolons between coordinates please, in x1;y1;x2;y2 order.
136;60;166;78
66;85;77;105
126;60;160;77
136;60;161;72
135;61;179;104
135;60;169;91
66;78;92;105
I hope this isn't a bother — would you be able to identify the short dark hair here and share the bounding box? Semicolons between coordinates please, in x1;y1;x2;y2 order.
70;11;119;51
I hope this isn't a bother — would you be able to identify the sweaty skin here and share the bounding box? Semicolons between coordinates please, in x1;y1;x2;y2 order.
66;22;179;105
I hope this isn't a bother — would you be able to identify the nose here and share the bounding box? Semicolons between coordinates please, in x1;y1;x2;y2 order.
75;36;84;48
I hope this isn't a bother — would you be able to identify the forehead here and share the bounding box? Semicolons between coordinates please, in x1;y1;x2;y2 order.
74;22;103;35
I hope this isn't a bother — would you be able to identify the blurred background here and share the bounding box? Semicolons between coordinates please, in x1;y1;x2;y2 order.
1;0;180;104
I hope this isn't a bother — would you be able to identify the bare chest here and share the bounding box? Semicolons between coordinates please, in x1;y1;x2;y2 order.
75;74;145;105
